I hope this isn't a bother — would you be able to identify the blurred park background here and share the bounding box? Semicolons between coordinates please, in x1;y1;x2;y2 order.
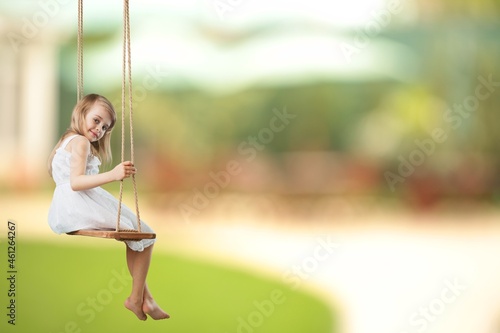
2;0;500;333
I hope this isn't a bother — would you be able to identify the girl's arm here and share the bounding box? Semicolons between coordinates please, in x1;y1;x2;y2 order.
69;136;135;191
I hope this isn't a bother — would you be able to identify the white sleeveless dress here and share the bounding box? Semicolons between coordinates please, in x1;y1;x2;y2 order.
48;135;155;252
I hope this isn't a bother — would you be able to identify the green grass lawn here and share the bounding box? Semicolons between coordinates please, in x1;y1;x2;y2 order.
2;240;336;333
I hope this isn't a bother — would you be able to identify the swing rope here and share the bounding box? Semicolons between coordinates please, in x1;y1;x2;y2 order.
117;0;142;233
75;0;148;239
77;0;83;101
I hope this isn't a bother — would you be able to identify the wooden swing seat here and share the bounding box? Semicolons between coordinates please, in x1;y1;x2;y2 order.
68;228;156;241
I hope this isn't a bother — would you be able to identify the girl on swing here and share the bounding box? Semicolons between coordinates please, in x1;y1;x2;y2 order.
48;93;169;321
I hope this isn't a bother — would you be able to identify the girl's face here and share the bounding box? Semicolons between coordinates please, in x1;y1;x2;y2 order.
83;103;113;142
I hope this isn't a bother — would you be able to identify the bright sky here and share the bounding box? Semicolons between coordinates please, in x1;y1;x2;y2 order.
0;0;417;28
0;0;418;93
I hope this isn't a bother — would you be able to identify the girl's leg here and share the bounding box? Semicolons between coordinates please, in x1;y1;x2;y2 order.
124;244;169;320
143;283;170;319
124;244;150;320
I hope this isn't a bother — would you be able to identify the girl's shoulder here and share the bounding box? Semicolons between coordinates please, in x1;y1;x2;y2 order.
61;134;90;154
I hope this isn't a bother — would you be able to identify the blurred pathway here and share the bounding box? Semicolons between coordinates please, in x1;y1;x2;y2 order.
158;215;500;333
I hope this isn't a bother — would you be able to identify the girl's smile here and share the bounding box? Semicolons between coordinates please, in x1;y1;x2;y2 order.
84;105;113;142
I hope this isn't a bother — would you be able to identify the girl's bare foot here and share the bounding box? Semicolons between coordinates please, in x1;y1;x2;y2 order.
143;297;170;320
125;298;147;321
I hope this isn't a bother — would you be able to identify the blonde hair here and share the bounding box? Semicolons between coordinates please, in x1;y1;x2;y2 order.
48;94;117;176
